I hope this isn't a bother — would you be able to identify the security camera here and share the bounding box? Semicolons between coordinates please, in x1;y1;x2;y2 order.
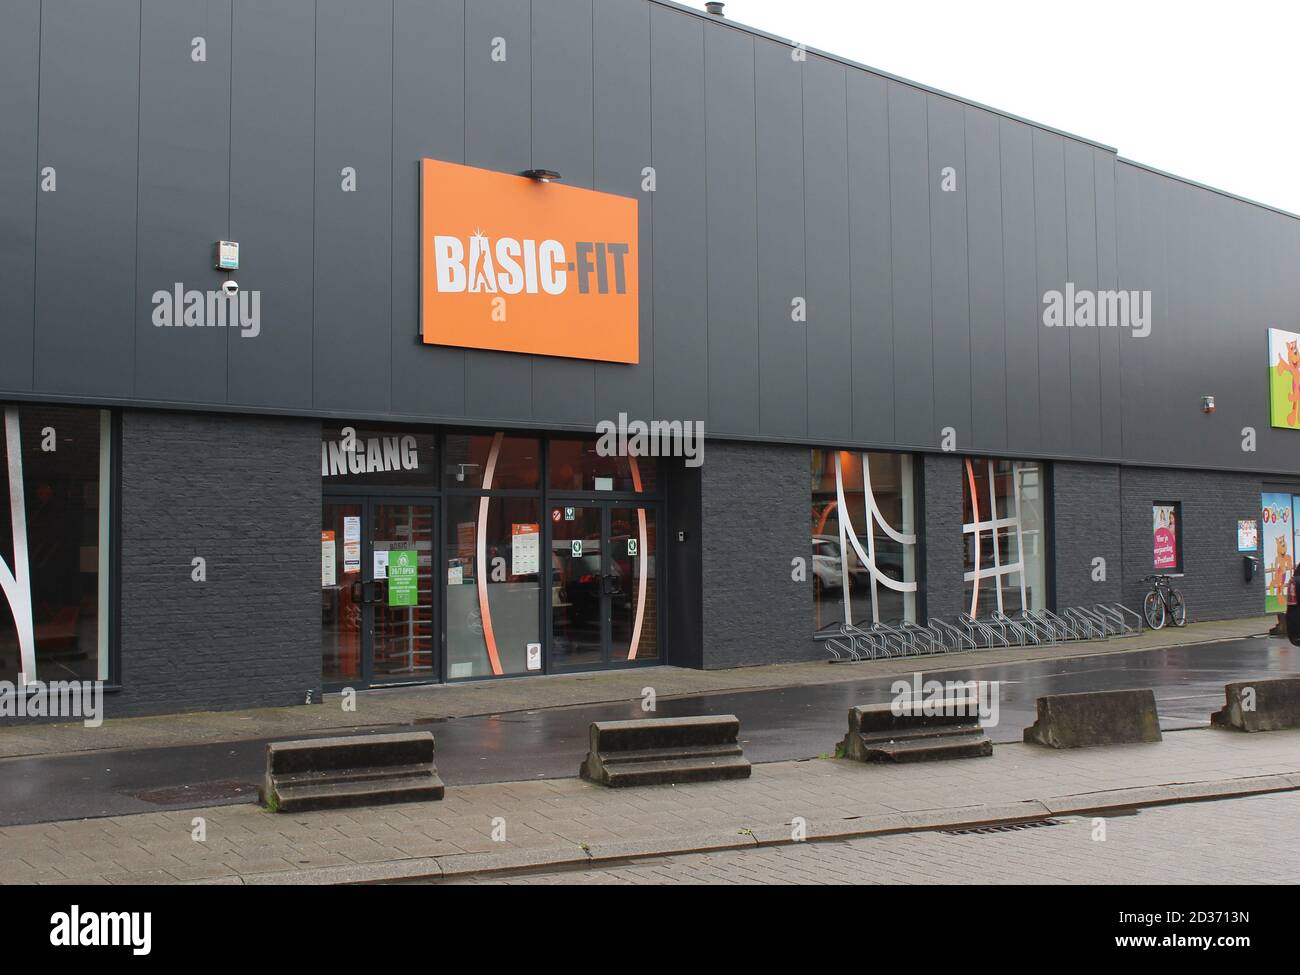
221;279;239;297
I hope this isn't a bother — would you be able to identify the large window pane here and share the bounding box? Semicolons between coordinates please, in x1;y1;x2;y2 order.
548;438;656;493
444;432;540;489
0;405;110;684
811;449;916;633
962;458;1048;617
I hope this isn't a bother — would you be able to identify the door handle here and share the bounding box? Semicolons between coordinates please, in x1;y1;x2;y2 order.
602;574;622;596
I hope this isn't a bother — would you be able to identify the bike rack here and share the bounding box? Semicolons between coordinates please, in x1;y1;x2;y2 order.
1110;603;1143;635
959;613;1008;649
842;621;889;661
1014;611;1055;645
993;611;1037;646
1036;609;1076;642
900;620;940;655
1062;606;1104;640
1091;604;1124;637
929;618;975;653
870;622;911;658
828;600;1145;664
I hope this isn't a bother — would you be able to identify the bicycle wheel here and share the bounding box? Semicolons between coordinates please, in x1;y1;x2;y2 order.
1143;589;1166;629
1169;589;1187;627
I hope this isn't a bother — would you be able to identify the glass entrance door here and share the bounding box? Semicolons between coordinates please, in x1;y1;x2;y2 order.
369;501;436;680
549;501;658;669
321;498;436;685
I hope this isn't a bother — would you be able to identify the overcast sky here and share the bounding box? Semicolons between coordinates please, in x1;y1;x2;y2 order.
680;0;1300;215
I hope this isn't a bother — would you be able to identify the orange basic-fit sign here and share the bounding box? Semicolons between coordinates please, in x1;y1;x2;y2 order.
420;158;639;363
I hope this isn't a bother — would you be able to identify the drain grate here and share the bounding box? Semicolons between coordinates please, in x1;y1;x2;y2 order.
942;818;1063;836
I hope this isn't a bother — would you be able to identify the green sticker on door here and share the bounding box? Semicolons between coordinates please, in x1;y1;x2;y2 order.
387;550;419;606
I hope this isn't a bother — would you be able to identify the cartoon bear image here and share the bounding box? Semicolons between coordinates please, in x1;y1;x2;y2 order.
1268;533;1294;598
1275;339;1300;427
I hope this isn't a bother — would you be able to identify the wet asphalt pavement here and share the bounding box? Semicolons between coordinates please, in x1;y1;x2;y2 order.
0;636;1295;827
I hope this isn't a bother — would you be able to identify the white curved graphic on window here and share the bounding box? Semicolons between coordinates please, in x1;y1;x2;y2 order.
833;451;917;625
963;458;1029;616
476;431;505;676
626;456;647;661
1;410;36;684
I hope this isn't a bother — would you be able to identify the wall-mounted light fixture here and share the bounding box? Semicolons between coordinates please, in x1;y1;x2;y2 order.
520;168;562;182
1201;395;1216;414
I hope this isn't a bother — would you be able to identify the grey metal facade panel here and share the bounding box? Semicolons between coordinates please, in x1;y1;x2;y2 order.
0;0;40;393
390;0;467;420
999;117;1041;453
887;82;934;448
846;69;894;445
649;3;708;425
33;0;139;398
963;106;1007;452
754;36;807;439
702;21;759;436
1032;129;1070;453
926;94;972;448
1115;162;1147;462
227;0;315;411
312;0;392;415
462;0;532;422
133;0;232;406
802;56;852;443
592;0;653;424
7;0;1300;478
1093;149;1123;459
529;0;597;426
1063;138;1101;458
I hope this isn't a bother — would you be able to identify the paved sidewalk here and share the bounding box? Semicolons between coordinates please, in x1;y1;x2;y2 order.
448;791;1300;885
2;725;1295;885
0;616;1272;760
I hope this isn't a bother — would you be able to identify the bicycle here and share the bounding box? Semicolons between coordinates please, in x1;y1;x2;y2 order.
1141;574;1186;629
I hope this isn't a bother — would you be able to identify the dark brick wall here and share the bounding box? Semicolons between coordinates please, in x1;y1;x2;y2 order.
699;441;814;668
1118;467;1264;622
113;410;321;716
920;454;965;621
1053;463;1122;606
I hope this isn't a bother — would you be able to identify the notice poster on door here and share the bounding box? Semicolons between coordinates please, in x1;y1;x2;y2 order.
321;530;336;588
387;550;418;606
343;516;361;574
1152;504;1178;570
1262;493;1295;613
511;523;540;575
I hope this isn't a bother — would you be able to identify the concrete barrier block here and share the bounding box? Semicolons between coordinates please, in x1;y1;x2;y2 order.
1211;677;1300;732
579;715;751;787
1023;689;1161;748
838;698;992;763
261;731;445;812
